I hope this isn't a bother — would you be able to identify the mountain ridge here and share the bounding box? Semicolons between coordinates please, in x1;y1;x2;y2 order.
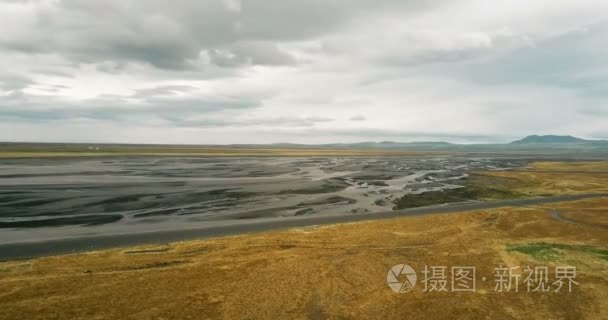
510;135;588;144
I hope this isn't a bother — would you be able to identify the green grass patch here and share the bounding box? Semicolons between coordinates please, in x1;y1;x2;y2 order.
507;242;608;262
393;173;533;209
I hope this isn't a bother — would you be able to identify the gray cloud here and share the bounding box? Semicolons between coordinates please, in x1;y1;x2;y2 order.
208;41;296;68
168;115;334;128
0;88;264;123
350;115;366;121
1;1;608;144
0;74;34;91
132;85;198;98
0;0;437;70
419;22;608;96
0;89;336;131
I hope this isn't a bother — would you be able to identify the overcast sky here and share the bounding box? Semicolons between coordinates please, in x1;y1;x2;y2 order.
1;0;607;144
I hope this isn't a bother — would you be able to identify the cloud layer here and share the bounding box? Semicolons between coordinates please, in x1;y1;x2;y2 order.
1;0;608;143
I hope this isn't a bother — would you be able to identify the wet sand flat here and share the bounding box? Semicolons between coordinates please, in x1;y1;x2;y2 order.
0;193;603;260
0;156;529;246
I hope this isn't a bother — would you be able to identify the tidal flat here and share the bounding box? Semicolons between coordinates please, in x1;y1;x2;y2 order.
0;156;527;244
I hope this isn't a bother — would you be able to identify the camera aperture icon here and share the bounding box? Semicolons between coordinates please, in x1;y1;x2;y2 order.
387;264;417;293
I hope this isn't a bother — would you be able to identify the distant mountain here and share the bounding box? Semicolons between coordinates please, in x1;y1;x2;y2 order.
263;136;608;153
270;141;454;150
511;135;587;144
346;141;454;149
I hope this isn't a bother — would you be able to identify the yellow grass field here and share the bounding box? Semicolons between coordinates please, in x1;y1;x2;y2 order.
484;161;608;195
0;161;607;319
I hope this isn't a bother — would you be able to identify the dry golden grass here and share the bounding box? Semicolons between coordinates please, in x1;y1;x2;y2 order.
0;161;607;319
533;161;608;172
480;161;608;196
0;200;606;319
